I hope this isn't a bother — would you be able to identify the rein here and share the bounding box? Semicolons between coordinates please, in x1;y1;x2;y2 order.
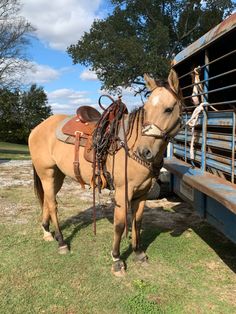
92;86;182;235
92;96;128;235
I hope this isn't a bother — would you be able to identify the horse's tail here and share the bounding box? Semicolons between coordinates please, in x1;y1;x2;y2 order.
33;165;44;208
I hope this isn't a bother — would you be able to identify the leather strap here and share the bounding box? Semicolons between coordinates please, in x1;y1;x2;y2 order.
119;115;130;237
74;131;86;189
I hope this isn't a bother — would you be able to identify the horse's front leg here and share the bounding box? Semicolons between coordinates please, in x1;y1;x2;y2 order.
131;197;148;264
111;188;130;277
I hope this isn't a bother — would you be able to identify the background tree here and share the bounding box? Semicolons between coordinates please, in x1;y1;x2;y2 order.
0;0;35;88
0;84;52;143
0;88;20;142
67;0;235;92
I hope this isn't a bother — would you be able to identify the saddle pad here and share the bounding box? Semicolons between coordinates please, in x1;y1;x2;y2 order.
56;116;75;144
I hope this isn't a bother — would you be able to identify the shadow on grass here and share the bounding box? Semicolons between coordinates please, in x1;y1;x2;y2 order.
0;149;29;155
60;197;236;273
190;224;236;273
172;202;236;273
61;204;114;245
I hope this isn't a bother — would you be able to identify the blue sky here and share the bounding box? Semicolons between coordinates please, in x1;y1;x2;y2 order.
20;0;139;115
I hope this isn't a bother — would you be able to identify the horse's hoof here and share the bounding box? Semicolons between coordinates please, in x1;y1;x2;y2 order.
133;251;149;266
43;234;54;242
58;245;69;255
111;260;126;277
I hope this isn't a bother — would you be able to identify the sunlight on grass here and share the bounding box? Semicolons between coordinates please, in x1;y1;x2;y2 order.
0;184;236;313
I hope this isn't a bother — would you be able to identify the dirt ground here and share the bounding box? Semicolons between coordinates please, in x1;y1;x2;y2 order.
0;160;202;233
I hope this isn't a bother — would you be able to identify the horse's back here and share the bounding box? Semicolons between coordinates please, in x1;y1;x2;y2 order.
29;114;67;136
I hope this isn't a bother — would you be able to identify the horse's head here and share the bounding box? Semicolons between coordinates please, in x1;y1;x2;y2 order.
137;70;182;163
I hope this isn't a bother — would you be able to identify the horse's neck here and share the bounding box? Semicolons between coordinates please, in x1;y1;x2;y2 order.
126;108;144;151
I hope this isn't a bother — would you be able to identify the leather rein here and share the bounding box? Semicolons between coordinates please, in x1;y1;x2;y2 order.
92;88;182;235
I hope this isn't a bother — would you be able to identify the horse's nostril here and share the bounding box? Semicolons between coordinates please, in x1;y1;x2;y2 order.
142;148;153;160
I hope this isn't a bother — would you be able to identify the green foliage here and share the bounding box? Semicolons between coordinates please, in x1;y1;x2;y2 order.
67;0;235;90
0;84;52;144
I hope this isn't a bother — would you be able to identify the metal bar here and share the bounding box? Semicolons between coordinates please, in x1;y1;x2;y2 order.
174;146;236;175
232;112;235;184
184;112;187;162
176;130;232;140
183;84;236;100
200;112;233;126
167;142;173;158
175;133;233;150
181;69;236;91
178;49;236;80
183;100;236;110
174;145;232;165
201;49;209;172
203;48;236;69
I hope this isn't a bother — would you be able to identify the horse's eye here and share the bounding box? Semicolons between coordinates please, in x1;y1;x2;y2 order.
165;107;173;113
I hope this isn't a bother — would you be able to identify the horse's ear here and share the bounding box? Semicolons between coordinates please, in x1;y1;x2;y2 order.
168;69;179;94
144;73;157;91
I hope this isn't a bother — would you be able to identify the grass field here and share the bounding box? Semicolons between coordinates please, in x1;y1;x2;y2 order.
0;161;236;314
0;141;30;160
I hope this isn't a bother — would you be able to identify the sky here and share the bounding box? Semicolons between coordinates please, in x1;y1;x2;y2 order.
19;0;139;115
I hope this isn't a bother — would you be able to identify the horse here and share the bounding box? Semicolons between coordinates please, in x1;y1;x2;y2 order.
28;71;182;276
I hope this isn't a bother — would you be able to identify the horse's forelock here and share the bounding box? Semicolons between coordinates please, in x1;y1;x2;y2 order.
154;79;169;88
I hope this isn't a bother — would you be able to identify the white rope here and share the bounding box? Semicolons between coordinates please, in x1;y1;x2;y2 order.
191;66;202;105
186;64;218;163
185;102;205;127
185;102;206;160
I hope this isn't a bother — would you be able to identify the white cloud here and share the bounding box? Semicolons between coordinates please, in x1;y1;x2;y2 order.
25;62;60;84
47;88;95;114
80;69;98;81
21;0;103;51
0;59;61;86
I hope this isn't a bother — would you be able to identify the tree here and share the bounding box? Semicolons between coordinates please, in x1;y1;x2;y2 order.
20;84;52;134
0;0;35;88
0;84;52;143
67;0;235;92
0;88;20;142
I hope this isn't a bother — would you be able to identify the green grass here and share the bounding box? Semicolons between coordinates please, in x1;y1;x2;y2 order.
0;141;30;160
0;185;236;313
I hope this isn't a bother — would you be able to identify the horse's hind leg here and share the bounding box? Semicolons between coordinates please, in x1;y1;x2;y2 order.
41;168;68;254
41;169;64;241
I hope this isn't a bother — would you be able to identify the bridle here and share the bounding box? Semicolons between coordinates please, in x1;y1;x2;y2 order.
142;115;182;142
141;86;183;142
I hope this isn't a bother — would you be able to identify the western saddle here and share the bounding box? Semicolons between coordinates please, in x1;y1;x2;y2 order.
57;99;128;190
59;106;101;188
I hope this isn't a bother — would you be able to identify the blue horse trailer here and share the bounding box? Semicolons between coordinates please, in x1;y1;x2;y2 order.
164;13;236;243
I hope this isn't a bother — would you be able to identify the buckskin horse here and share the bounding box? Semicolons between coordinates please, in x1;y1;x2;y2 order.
28;71;182;276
